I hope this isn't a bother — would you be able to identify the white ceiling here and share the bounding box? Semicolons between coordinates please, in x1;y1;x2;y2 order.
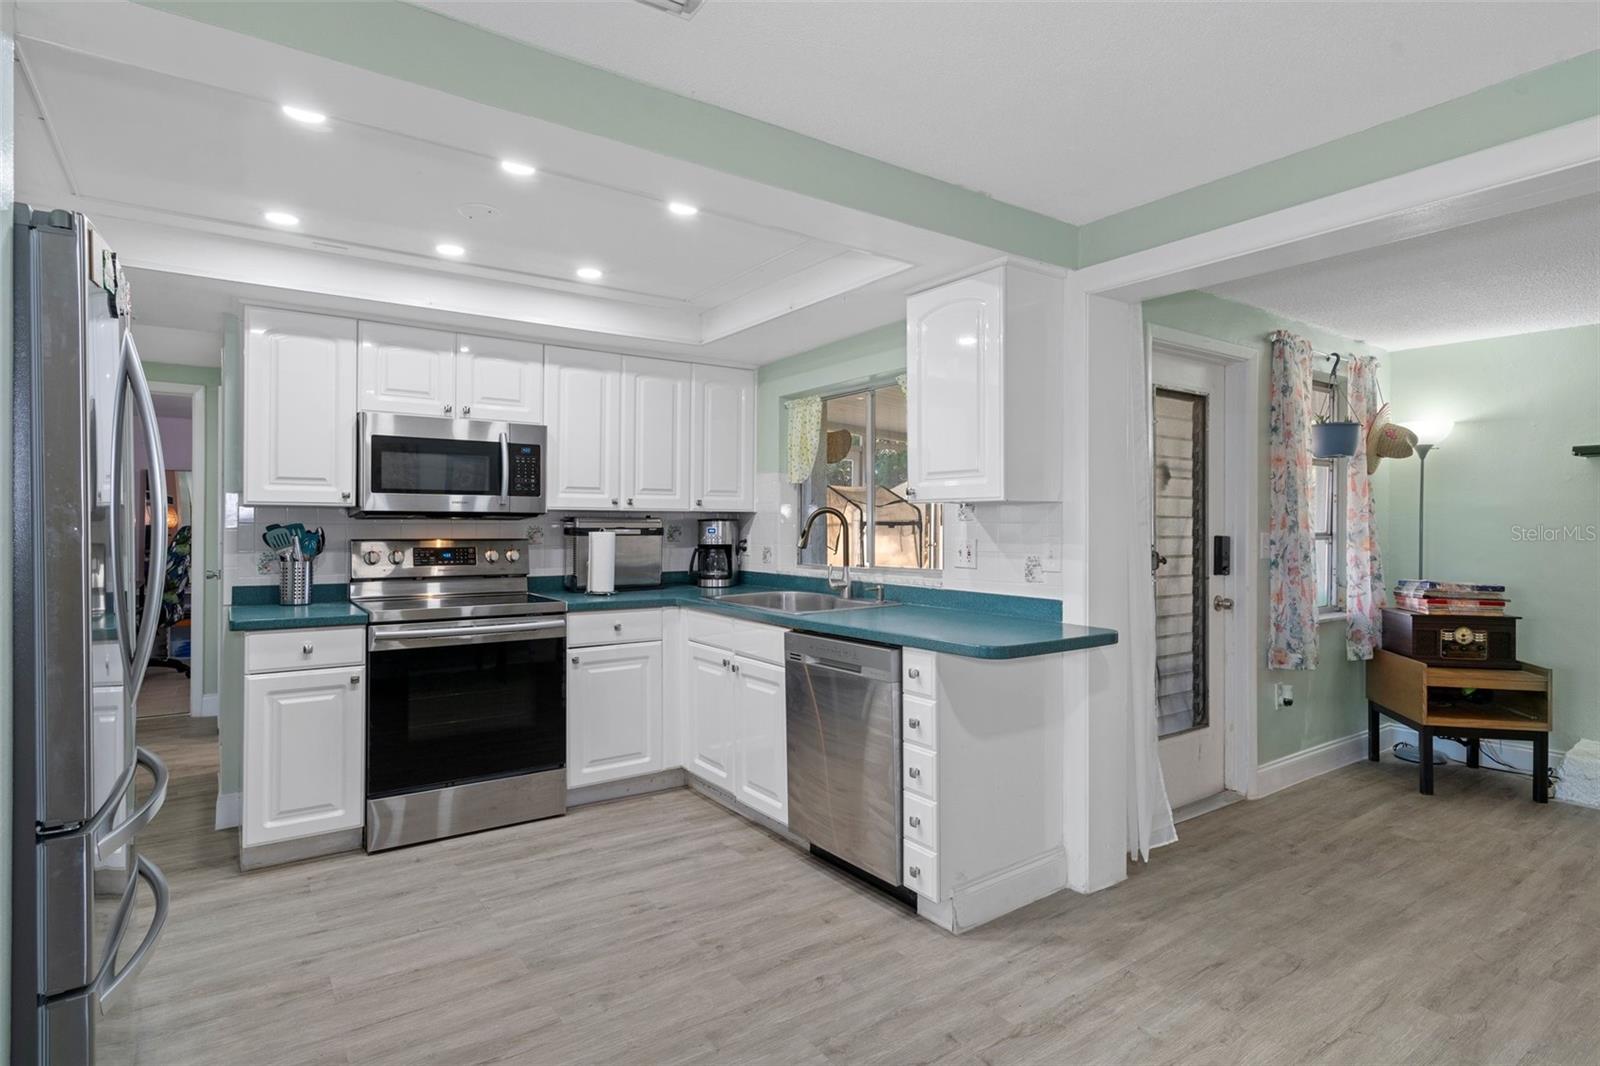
418;1;1600;225
1207;194;1600;351
15;1;996;365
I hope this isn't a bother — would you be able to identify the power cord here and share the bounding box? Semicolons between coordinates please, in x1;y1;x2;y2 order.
1391;740;1559;786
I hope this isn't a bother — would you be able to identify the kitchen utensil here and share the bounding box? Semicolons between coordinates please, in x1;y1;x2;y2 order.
262;525;296;554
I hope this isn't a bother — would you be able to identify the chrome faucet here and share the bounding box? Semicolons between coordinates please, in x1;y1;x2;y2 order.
797;506;852;598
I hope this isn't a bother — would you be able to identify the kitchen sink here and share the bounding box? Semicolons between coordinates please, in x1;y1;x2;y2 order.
716;590;893;613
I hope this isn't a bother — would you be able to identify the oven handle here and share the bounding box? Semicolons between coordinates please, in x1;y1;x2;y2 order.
369;617;566;650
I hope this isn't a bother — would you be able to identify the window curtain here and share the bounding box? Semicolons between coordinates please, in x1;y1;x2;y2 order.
784;395;823;485
1266;330;1319;670
1344;355;1386;660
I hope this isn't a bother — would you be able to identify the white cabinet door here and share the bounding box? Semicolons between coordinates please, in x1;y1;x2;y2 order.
457;335;544;424
685;641;735;788
732;655;788;826
622;357;692;511
567;641;663;788
242;666;365;848
690;364;755;511
545;347;623;509
242;307;358;506
357;321;457;418
906;269;1004;500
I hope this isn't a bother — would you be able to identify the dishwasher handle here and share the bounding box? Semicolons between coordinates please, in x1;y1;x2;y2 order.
786;650;900;685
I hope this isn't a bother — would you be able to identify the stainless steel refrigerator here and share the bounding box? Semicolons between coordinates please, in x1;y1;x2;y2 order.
10;207;171;1064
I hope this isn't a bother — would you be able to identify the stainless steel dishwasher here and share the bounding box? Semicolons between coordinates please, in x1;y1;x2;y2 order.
785;632;903;888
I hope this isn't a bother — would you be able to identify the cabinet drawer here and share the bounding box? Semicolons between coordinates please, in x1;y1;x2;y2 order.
903;792;938;852
683;608;786;665
903;840;940;901
902;695;937;750
568;609;663;648
903;649;937;699
246;627;365;674
903;742;937;801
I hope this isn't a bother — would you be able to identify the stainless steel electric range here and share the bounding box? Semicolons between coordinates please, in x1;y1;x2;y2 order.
350;538;567;851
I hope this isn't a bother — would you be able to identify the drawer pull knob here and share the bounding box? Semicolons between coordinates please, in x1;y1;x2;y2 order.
909;815;922;828
301;643;314;654
350;675;360;686
909;865;922;879
908;717;921;730
444;403;453;414
907;667;921;679
908;767;921;779
571;656;580;665
722;658;731;668
614;623;623;631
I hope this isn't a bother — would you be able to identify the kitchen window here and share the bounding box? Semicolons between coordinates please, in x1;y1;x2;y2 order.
1312;378;1345;615
796;383;942;571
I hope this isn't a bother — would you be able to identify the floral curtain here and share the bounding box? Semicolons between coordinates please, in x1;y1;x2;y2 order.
1266;331;1319;670
1344;355;1386;660
784;395;823;484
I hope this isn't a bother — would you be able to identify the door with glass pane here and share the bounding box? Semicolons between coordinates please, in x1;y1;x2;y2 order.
1153;352;1229;808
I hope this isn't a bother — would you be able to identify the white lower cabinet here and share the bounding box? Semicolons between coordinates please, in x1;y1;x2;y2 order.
241;629;365;850
731;655;787;825
680;616;787;827
566;641;663;788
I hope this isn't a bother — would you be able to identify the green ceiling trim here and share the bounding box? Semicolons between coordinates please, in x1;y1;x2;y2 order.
138;0;1079;267
1078;50;1600;266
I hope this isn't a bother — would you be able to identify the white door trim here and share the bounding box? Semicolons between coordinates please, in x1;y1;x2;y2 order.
147;379;207;719
1148;326;1260;801
1060;118;1600;894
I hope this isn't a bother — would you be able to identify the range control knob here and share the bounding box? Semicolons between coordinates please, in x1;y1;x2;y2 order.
363;549;382;565
505;549;521;563
484;549;501;563
389;549;406;564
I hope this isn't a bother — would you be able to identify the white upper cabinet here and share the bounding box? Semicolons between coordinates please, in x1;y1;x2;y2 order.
905;263;1063;502
456;334;544;424
545;346;623;510
357;321;457;418
242;307;358;507
622;357;692;511
732;655;788;826
691;364;755;512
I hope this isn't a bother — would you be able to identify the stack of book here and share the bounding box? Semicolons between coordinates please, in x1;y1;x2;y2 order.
1394;580;1510;615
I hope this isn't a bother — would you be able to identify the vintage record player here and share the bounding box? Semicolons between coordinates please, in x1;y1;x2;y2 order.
1381;608;1519;669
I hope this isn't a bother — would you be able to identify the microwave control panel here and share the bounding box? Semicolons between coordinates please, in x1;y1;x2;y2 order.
508;444;541;497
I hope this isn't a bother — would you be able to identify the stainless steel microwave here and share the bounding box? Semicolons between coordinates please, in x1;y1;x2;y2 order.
354;411;546;517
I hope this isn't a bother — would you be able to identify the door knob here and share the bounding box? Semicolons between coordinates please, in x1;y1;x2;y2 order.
203;569;221;580
1213;595;1235;611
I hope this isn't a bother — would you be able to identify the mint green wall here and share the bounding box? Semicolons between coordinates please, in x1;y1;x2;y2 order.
1385;325;1600;752
755;322;905;474
1082;52;1600;264
1142;293;1390;765
144;362;222;706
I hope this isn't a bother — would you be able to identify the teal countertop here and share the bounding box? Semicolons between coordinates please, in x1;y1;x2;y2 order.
535;578;1117;660
229;585;369;631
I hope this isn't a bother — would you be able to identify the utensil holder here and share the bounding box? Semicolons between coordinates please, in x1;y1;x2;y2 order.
279;557;314;606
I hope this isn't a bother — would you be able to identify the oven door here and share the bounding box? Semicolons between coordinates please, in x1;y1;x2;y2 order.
366;617;566;798
357;411;545;515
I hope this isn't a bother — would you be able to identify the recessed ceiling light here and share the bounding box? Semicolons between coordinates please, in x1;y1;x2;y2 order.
262;210;300;227
281;104;327;126
499;159;537;177
956;334;977;347
436;243;466;258
667;201;699;217
575;266;604;281
459;345;471;353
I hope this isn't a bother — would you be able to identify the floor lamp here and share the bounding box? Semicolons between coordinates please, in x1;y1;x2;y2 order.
1409;419;1454;578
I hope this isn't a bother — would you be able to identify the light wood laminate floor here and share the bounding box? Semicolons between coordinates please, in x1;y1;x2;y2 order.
106;718;1600;1065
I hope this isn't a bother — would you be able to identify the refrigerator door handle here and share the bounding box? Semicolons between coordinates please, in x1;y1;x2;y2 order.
94;854;171;1010
120;330;169;702
95;746;169;862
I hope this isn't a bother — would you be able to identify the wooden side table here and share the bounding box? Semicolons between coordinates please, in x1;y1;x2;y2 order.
1366;650;1551;803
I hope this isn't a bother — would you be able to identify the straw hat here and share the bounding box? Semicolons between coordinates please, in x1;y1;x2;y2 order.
1366;404;1417;474
825;428;854;464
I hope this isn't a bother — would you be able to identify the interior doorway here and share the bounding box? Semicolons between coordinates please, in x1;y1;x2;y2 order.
144;381;208;720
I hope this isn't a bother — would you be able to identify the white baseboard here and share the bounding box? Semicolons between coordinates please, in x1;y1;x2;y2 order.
194;693;220;719
214;790;241;830
1388;726;1572;783
1253;724;1400;799
918;848;1070;934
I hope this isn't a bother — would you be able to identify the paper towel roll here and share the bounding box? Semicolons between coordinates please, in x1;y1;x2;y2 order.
586;530;617;595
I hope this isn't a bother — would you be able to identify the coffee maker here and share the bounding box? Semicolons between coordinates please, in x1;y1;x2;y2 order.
689;518;739;589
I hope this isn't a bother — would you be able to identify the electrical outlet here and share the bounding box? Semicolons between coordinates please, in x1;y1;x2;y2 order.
1042;544;1062;573
1274;683;1295;709
954;540;976;568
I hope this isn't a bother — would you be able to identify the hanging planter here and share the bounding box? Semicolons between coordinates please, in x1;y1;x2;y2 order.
1311;353;1361;459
